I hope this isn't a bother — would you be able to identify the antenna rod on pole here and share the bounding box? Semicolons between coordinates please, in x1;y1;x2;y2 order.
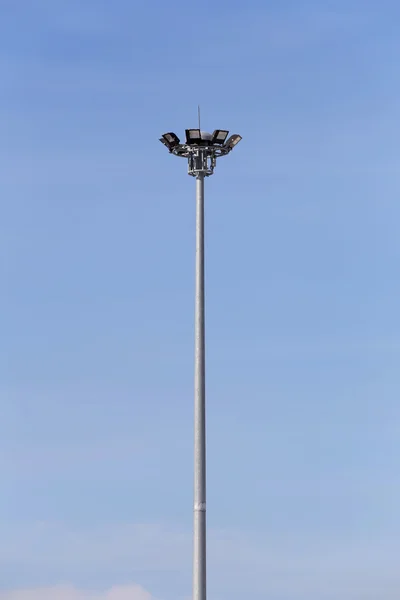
198;105;201;131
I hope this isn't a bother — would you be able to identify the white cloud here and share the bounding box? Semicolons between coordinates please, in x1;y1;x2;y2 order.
0;584;153;600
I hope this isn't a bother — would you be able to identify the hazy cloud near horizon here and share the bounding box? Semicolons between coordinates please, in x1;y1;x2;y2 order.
1;520;400;599
0;585;153;600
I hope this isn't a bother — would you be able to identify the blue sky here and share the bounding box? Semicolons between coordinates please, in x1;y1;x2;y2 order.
1;0;400;599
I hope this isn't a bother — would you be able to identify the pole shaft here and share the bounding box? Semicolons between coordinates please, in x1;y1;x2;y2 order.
193;172;206;600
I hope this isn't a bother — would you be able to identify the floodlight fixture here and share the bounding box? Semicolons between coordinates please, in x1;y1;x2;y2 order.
224;134;242;150
186;129;202;144
211;130;229;144
159;132;180;150
200;131;212;143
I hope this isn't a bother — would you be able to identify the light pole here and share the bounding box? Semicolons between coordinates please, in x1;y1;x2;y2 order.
159;127;242;600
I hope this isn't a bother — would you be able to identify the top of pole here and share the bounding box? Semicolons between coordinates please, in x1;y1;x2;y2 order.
159;126;242;177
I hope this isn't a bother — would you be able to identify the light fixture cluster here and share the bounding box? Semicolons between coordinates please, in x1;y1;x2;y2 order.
159;129;242;153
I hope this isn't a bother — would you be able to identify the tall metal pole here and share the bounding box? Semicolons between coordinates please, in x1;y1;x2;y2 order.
159;126;241;600
193;171;206;600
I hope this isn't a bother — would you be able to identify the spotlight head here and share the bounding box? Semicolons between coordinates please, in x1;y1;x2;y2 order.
211;130;229;145
159;132;180;150
200;131;213;145
185;129;202;144
224;134;242;150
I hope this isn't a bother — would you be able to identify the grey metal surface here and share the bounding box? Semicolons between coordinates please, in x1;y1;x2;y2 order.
193;172;206;600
